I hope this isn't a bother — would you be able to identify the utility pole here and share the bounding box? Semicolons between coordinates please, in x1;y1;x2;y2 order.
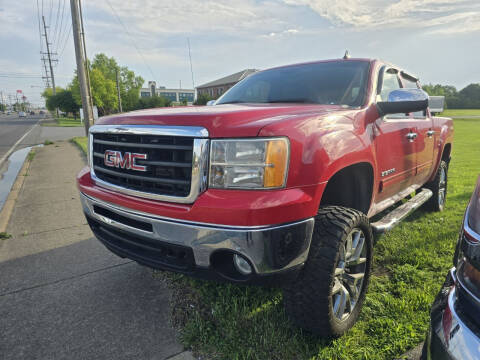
115;68;122;113
42;60;51;89
41;16;56;96
70;0;94;134
0;91;4;112
42;15;58;117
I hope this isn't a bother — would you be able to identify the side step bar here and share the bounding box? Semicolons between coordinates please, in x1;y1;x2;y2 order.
371;188;433;234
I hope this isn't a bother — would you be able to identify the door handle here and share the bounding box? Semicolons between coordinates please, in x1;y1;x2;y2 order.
406;132;418;142
427;130;435;137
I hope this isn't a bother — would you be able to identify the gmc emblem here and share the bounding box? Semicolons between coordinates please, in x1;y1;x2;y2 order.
104;150;147;172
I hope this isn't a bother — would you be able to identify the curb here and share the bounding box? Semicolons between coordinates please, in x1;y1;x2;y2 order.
0;150;33;233
165;351;196;360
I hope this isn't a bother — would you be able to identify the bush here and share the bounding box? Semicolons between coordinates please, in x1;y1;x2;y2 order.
194;93;213;105
134;95;171;110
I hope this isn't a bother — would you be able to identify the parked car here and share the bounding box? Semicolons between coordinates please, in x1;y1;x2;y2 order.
30;111;35;115
18;111;26;117
77;57;454;337
423;175;480;359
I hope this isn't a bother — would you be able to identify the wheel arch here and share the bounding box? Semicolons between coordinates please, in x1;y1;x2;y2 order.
319;162;374;215
442;143;452;163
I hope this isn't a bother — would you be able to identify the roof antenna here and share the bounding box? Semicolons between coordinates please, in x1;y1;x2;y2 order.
343;50;350;59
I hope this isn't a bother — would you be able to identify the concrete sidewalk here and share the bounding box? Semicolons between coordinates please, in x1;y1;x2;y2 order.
0;141;191;359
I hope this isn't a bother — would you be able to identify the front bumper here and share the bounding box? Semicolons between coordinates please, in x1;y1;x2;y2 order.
81;192;314;285
425;268;480;360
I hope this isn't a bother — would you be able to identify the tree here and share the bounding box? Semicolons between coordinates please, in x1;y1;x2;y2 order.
42;87;64;112
422;83;480;109
70;53;144;115
194;93;213;105
458;84;480;108
42;87;80;116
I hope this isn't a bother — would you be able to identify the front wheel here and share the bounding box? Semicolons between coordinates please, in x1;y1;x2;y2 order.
425;160;448;212
283;206;373;337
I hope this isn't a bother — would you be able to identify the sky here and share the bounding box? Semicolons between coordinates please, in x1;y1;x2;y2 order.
0;0;479;107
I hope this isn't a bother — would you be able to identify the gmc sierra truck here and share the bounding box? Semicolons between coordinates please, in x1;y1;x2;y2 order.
77;58;454;337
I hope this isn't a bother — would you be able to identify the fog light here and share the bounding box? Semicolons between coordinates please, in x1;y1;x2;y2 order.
233;254;252;275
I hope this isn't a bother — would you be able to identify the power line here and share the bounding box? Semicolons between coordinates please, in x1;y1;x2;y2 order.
187;38;195;89
55;0;67;53
104;0;157;80
58;21;72;60
51;0;62;48
48;0;54;29
36;0;43;53
0;75;44;78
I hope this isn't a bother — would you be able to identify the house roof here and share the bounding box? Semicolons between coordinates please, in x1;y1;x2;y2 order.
197;69;258;89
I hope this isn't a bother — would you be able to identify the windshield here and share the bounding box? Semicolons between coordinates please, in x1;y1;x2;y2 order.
216;61;370;107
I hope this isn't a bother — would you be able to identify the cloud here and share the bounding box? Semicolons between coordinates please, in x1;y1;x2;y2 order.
89;0;287;36
283;0;480;34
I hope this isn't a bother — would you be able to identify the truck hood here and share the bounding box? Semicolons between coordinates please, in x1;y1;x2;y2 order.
96;103;350;137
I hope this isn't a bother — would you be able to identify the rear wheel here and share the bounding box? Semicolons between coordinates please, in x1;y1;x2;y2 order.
425;160;448;212
283;206;373;337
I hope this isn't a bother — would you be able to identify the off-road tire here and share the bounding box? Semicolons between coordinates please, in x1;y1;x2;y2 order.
283;206;373;337
425;160;448;212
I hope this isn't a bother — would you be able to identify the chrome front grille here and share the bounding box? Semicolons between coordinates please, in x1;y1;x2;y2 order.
89;125;209;203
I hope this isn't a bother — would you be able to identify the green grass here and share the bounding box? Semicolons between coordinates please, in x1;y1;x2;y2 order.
43;117;83;127
72;136;87;154
440;109;480;117
27;150;36;161
159;115;480;360
43;139;54;146
0;232;12;240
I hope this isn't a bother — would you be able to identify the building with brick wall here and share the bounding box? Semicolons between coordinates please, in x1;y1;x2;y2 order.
196;69;258;99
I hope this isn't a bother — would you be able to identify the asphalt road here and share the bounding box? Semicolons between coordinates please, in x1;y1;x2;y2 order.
0;113;42;165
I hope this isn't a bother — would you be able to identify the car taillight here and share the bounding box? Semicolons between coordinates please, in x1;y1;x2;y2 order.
467;175;480;236
464;228;480;244
461;259;480;295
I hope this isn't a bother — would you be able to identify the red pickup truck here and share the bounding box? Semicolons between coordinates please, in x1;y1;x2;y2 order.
77;58;453;337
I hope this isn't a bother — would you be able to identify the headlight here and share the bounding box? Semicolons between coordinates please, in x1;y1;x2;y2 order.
209;138;289;189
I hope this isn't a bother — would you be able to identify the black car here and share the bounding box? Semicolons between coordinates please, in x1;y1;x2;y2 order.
423;175;480;359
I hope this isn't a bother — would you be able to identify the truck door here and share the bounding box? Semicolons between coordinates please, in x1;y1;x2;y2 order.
374;68;417;202
400;75;435;186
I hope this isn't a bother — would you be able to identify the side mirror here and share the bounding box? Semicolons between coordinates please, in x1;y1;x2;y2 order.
206;100;216;106
377;88;428;116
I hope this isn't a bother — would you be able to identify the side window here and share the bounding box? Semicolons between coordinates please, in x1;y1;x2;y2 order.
402;76;426;118
378;69;405;119
379;70;401;101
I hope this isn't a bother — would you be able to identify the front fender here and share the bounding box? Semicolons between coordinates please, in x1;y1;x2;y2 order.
259;112;375;188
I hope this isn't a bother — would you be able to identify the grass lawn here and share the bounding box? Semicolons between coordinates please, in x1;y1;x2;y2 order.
72;136;87;154
440;109;480;117
43;117;84;127
159;115;480;360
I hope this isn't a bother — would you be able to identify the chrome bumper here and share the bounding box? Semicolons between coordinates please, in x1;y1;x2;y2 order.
428;268;480;360
80;192;314;276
